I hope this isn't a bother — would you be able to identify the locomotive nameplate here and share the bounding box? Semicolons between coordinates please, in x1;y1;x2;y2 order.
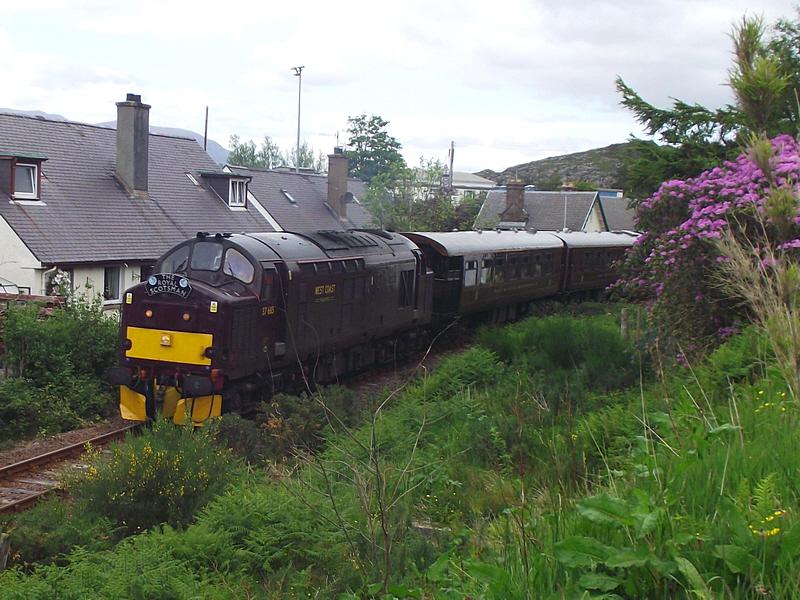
145;273;192;299
313;283;336;302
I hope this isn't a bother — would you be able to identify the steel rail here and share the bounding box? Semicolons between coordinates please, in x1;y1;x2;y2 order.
0;424;140;514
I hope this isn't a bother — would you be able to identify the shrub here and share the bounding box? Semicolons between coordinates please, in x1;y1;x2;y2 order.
615;134;800;353
3;297;117;383
73;419;239;535
259;385;362;457
0;297;117;443
3;498;115;568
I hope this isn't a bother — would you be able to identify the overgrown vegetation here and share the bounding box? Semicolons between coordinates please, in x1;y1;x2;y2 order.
2;304;800;597
0;297;117;443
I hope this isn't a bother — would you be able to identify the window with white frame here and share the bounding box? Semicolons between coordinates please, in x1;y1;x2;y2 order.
103;266;122;301
14;163;38;199
229;179;247;207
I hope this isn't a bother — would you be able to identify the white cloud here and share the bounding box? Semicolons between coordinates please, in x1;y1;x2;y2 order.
0;0;797;172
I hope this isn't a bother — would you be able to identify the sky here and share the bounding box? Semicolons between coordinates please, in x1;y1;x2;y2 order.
0;0;796;173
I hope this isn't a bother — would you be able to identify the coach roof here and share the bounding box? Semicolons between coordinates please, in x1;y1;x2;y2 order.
404;230;564;257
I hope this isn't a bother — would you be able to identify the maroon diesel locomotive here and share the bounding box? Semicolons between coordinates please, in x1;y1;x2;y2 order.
107;229;636;423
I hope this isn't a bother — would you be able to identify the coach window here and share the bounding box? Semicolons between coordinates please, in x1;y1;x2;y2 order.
191;242;224;271
223;248;254;283
494;257;505;283
331;261;344;274
464;260;478;287
300;263;316;276
480;258;492;284
160;245;190;274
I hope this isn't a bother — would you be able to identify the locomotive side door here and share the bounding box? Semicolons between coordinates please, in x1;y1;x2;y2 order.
260;262;288;362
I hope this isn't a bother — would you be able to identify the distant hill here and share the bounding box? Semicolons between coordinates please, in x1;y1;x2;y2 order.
0;109;229;165
96;121;229;164
477;142;632;190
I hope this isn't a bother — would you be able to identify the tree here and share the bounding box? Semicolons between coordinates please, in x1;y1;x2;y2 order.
228;135;325;172
282;141;326;172
343;114;405;182
364;157;482;231
617;14;798;198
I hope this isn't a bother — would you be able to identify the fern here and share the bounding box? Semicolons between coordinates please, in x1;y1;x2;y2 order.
753;473;780;518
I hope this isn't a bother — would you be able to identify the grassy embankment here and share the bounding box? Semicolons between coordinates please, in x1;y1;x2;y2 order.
2;305;800;598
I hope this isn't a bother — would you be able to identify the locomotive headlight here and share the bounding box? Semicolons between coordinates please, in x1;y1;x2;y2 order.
210;301;218;313
182;312;191;321
145;309;153;318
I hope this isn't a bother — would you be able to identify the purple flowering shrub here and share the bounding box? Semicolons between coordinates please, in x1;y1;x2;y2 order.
615;134;800;353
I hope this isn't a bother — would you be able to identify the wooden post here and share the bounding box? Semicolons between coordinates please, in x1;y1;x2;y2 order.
620;307;629;340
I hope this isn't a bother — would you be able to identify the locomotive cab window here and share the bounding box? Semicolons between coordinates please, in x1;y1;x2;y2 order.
160;245;190;274
223;248;254;283
190;242;224;271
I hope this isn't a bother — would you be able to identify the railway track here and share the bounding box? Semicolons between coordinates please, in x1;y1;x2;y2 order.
0;424;139;515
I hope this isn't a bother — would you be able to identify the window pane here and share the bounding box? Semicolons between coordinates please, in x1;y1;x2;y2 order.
14;165;35;195
160;245;190;274
190;242;224;271
223;248;254;283
104;266;121;300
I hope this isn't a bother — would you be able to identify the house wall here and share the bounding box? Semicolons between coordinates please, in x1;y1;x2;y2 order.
584;202;606;232
72;264;142;312
0;215;44;293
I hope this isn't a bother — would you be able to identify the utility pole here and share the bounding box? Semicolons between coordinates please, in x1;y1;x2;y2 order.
292;65;305;173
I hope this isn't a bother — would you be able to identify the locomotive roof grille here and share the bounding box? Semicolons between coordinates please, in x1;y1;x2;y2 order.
317;230;379;248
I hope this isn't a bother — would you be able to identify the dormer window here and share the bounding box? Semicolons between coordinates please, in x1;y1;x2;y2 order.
1;152;46;201
14;163;38;198
198;170;251;209
229;179;247;207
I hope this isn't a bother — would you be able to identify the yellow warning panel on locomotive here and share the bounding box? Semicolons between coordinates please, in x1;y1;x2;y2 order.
125;326;213;365
173;395;222;425
119;386;147;421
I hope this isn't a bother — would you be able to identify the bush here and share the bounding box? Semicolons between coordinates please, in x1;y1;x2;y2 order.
3;498;115;568
0;298;118;443
0;372;112;442
259;385;363;457
3;298;117;383
615;134;800;353
73;419;239;535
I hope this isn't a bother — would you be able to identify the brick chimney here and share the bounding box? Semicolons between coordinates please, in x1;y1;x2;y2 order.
116;93;150;197
500;179;527;223
327;147;349;221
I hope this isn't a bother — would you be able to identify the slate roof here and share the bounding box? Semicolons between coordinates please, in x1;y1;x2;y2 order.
474;190;599;231
452;171;496;189
599;196;637;231
0;112;274;264
227;166;375;231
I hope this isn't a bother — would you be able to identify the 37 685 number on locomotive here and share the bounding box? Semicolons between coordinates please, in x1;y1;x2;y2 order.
106;228;636;424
